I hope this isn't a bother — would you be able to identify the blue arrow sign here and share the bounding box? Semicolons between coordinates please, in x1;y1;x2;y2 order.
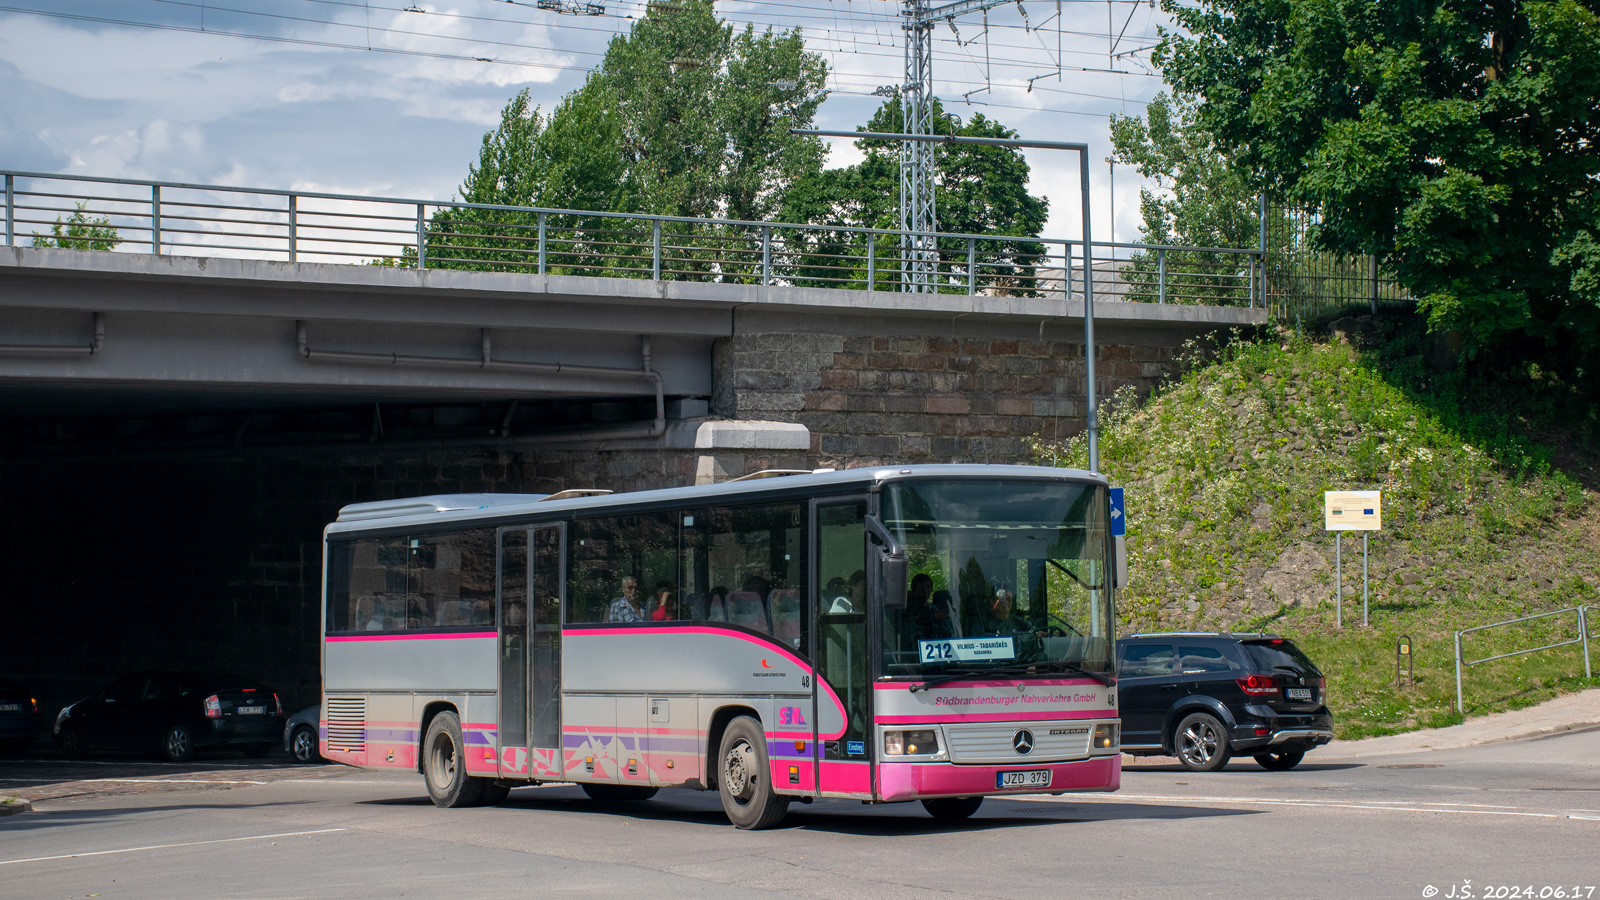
1109;487;1125;537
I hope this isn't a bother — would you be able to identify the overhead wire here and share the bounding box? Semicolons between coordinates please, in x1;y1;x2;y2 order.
0;3;600;73
0;0;1168;112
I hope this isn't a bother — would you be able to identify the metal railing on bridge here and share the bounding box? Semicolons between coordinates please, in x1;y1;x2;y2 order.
2;169;1265;308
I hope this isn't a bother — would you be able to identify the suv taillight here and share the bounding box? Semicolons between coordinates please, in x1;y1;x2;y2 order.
273;693;283;716
204;694;222;718
1237;674;1279;695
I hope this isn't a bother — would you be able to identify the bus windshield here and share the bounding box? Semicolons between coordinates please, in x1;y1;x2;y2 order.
880;479;1113;679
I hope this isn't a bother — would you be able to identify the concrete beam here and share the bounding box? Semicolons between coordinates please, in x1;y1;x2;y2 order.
2;246;1267;333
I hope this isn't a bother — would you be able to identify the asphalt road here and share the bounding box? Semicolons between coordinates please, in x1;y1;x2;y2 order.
2;730;1597;900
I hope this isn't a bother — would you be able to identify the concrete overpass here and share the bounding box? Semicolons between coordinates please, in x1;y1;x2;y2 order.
1;244;1259;460
0;185;1264;726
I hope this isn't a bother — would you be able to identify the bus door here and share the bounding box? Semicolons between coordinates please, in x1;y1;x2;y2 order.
498;524;565;780
811;498;873;799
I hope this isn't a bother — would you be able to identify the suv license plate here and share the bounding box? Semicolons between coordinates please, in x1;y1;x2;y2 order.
996;769;1051;790
237;705;266;715
0;704;17;713
1285;688;1312;701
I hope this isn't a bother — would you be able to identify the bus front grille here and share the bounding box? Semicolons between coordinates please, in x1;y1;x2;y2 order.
325;696;367;752
943;721;1092;764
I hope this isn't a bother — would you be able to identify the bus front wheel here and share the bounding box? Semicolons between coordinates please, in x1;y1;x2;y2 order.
716;716;790;830
423;711;485;808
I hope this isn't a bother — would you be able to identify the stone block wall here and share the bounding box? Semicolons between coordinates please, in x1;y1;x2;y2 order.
714;331;1184;468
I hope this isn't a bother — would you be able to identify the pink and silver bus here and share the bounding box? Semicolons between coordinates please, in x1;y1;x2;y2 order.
320;464;1122;828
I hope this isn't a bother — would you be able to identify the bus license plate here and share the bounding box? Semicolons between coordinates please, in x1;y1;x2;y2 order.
237;705;266;716
996;769;1051;790
1285;688;1312;701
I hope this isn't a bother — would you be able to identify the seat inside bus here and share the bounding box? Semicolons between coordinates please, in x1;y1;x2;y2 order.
725;591;769;634
769;589;801;648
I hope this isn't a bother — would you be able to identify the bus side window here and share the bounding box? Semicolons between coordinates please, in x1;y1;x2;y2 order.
328;538;407;634
567;512;677;624
325;541;355;633
698;502;804;640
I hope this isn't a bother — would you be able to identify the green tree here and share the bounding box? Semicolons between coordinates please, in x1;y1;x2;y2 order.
1110;93;1258;251
1109;93;1274;306
32;202;121;251
779;96;1050;292
1155;0;1600;374
425;0;828;275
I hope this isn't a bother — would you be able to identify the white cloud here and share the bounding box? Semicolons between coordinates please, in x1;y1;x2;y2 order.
0;0;1187;248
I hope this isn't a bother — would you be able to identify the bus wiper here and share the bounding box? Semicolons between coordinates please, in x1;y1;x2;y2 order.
1047;662;1116;686
909;667;1028;693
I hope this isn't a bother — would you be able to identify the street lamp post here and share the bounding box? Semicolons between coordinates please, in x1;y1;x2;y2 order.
791;128;1100;471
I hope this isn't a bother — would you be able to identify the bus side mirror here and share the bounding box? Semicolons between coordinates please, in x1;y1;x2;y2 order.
865;514;908;610
1113;535;1128;589
881;552;908;610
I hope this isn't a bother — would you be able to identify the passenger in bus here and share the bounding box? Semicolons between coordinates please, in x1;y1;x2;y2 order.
825;576;847;603
741;574;771;599
848;570;867;608
606;575;643;623
650;583;677;621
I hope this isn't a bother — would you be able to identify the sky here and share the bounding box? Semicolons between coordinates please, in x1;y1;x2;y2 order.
0;0;1176;244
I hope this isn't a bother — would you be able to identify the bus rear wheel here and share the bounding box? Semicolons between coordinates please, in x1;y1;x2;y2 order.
423;711;485;808
922;797;984;820
716;716;790;830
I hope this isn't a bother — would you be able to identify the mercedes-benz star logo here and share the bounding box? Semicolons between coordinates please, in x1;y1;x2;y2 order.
1012;730;1035;755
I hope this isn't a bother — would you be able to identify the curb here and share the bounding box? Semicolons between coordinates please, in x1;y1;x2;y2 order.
0;797;33;817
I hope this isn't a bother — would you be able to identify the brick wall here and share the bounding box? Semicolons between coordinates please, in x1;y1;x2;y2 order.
715;331;1183;468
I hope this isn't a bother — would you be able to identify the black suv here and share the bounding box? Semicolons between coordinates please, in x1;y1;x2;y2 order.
1116;632;1333;771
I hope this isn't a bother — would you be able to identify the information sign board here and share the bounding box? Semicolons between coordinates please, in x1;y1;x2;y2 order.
1324;490;1382;531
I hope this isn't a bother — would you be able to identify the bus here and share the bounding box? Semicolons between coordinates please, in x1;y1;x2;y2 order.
319;464;1123;828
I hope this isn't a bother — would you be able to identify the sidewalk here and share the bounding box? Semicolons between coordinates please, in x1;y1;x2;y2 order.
1317;687;1600;759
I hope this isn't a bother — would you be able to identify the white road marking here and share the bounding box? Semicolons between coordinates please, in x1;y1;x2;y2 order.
0;829;348;866
1024;793;1568;819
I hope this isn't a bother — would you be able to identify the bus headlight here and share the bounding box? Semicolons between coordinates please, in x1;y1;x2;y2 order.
1091;723;1119;750
883;730;940;756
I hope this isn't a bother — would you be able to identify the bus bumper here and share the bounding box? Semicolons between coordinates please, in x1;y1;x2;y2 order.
876;754;1121;802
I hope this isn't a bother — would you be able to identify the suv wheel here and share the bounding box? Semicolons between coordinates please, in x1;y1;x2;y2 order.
1174;712;1231;772
1253;750;1305;771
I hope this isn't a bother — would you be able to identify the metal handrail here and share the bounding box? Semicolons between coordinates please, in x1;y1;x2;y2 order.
1454;606;1594;714
1;168;1267;306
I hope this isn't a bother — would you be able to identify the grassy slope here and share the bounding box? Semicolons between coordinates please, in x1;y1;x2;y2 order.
1037;319;1600;739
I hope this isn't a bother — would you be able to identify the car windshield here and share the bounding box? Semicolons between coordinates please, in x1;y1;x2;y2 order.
1242;640;1323;677
880;479;1113;679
